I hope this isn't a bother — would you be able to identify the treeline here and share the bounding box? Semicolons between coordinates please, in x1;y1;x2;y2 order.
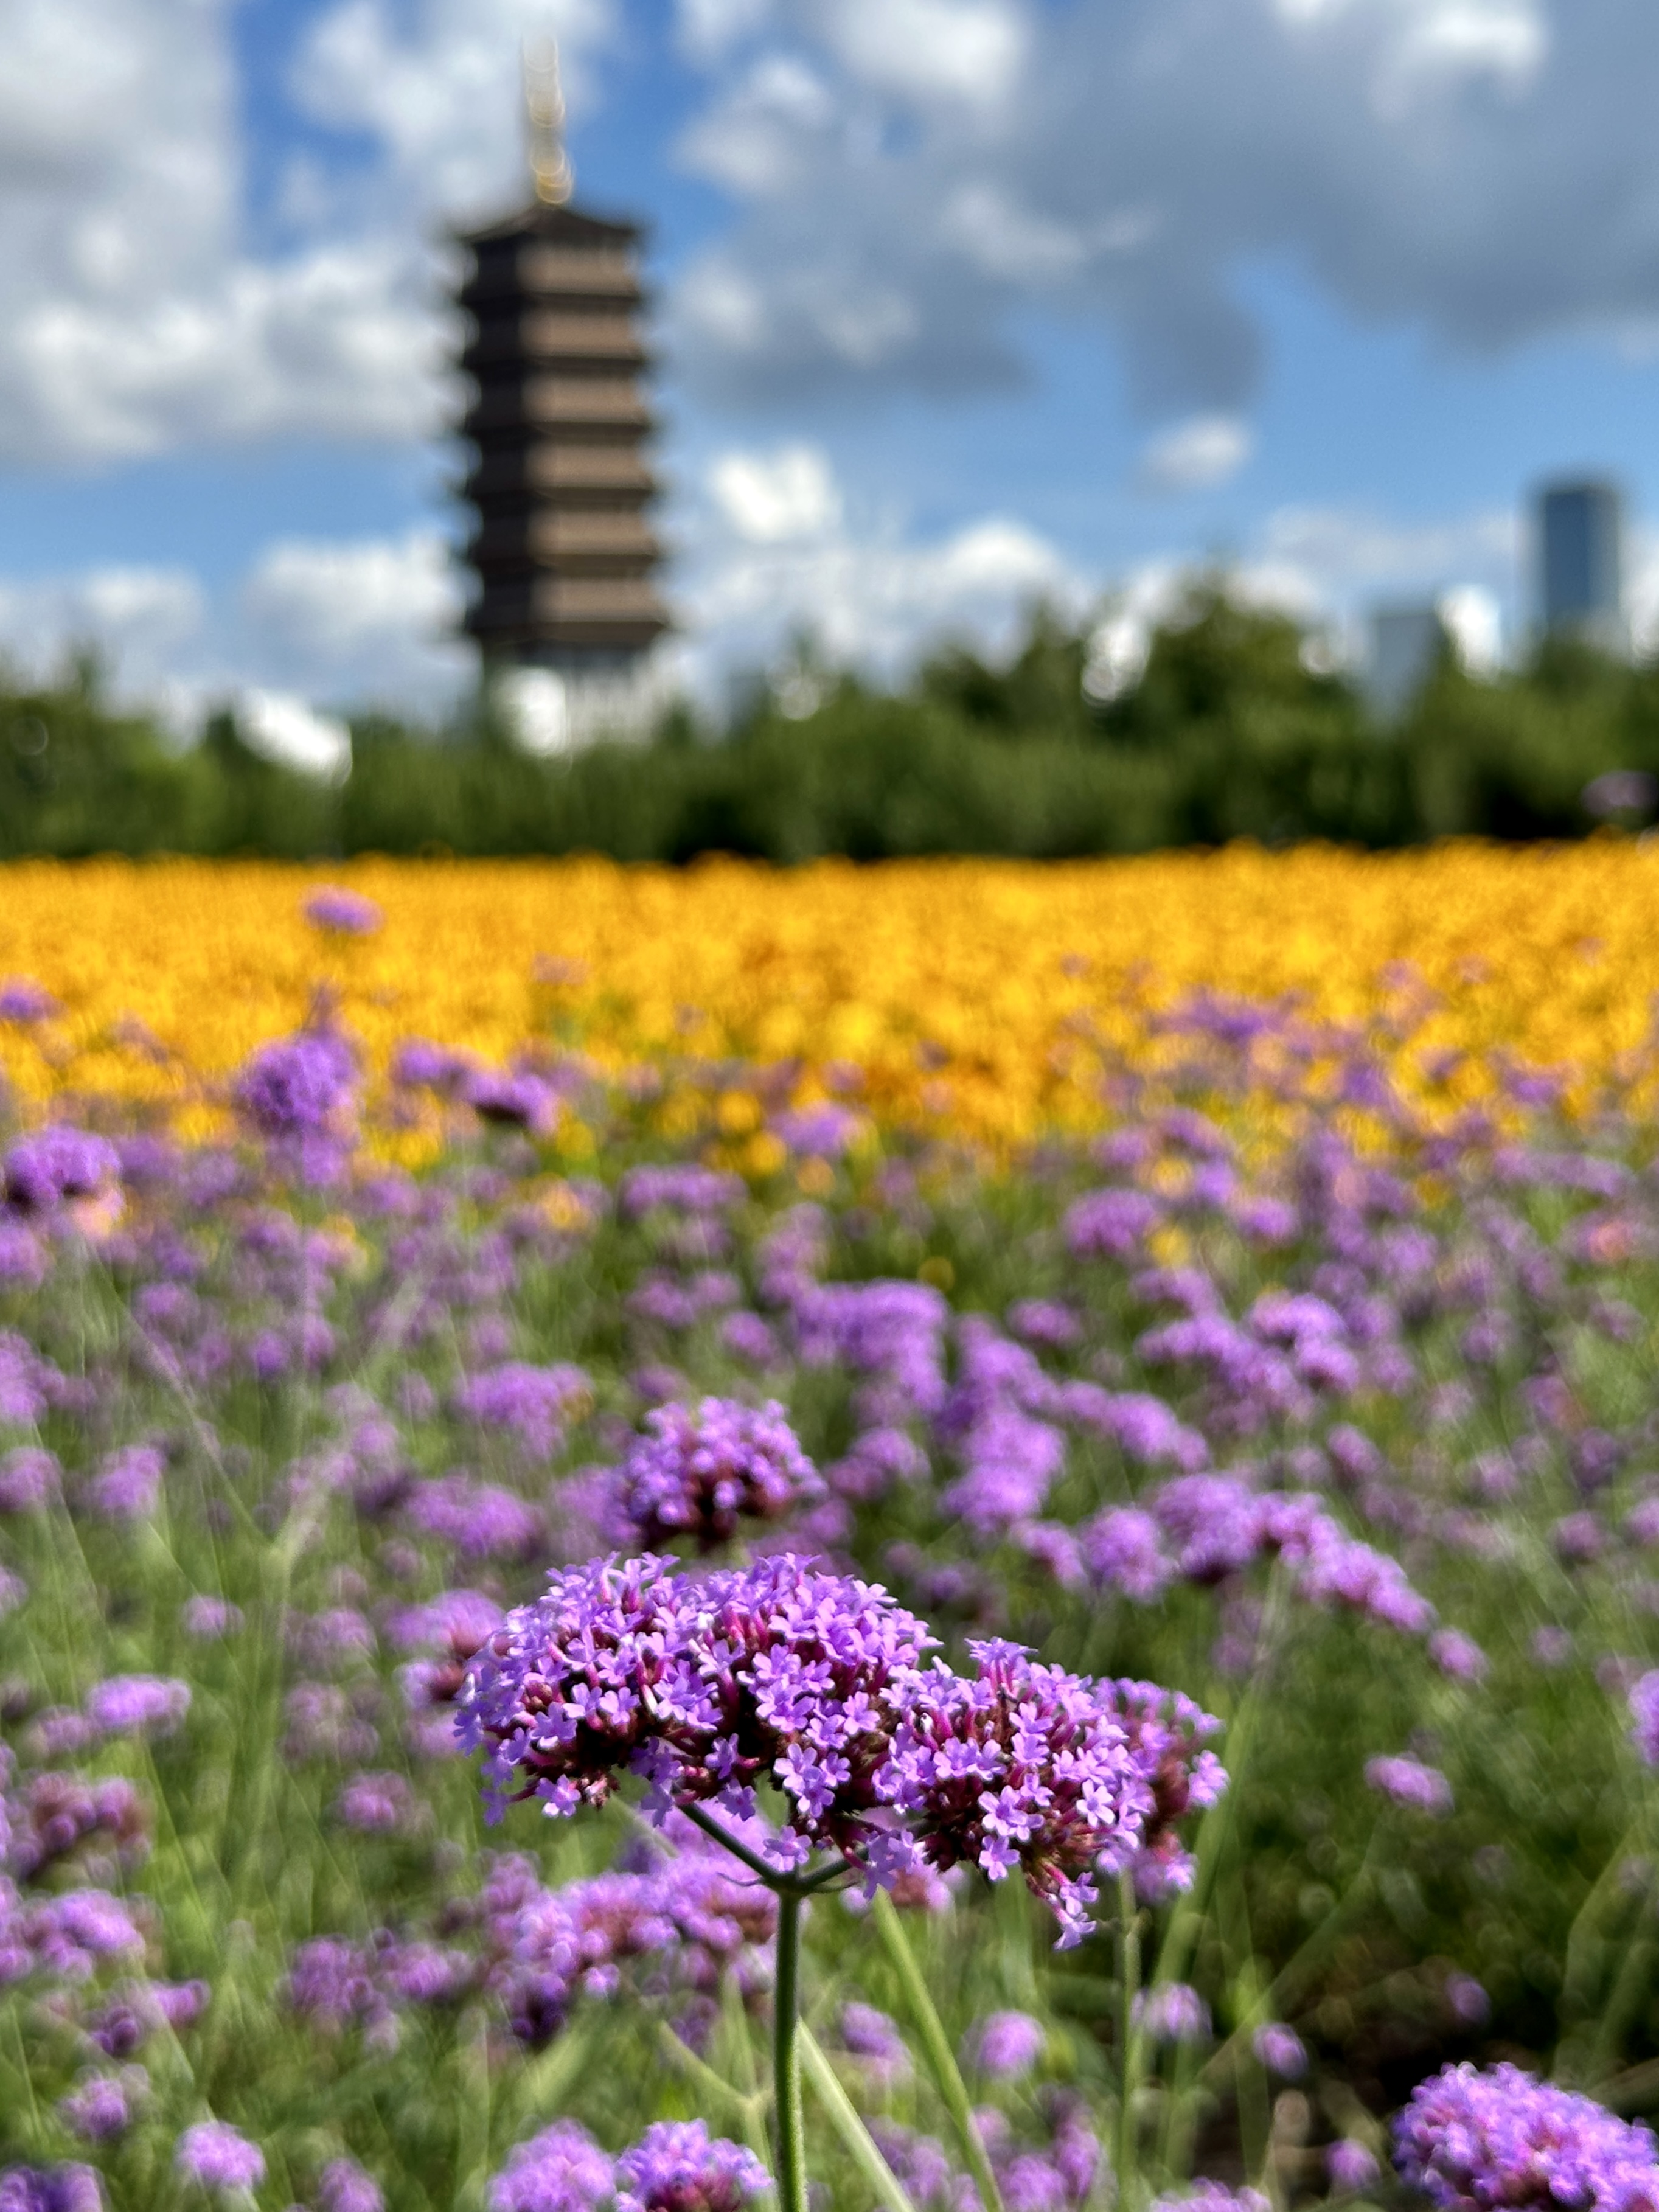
5;586;1659;861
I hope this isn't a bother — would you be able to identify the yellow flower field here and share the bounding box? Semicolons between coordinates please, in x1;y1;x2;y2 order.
2;844;1658;1151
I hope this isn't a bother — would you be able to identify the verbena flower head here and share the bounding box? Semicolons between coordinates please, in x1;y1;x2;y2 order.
615;1398;824;1551
1133;1983;1211;2043
0;2168;103;2212
1393;2064;1659;2212
969;2010;1045;2079
487;2122;613;2212
1366;1755;1453;1817
0;978;58;1024
1327;2140;1380;2194
1150;2188;1268;2212
614;2122;767;2212
1252;2022;1307;2078
843;2001;913;2084
234;1031;356;1183
881;1640;1186;1947
303;886;383;936
3;1129;122;1235
85;1675;191;1737
58;2071;141;2143
175;2121;266;2193
1629;1672;1659;1767
459;1552;938;1869
318;2158;386;2212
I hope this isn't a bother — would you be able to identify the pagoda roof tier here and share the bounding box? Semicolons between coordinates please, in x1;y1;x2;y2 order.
458;257;643;310
461;455;655;509
465;573;670;650
461;313;647;370
462;377;652;434
468;511;661;563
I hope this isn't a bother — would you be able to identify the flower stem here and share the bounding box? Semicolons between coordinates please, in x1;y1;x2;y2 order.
871;1889;1006;2212
774;1888;809;2212
1117;1871;1144;2212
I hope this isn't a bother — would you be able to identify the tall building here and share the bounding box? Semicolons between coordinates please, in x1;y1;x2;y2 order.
452;49;668;746
1537;478;1626;652
1365;603;1450;719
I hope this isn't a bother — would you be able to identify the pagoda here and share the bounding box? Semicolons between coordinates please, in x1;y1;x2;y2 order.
452;47;668;740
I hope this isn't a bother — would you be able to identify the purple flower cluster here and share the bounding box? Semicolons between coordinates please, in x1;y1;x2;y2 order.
1394;2064;1659;2212
3;1128;122;1232
302;886;383;936
612;1397;823;1551
174;2121;266;2193
0;2168;103;2212
487;2122;613;2212
453;1362;591;1459
1366;1755;1453;1817
461;1554;1222;1942
614;2123;767;2212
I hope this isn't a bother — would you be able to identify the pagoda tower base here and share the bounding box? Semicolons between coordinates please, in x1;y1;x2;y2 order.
492;649;668;756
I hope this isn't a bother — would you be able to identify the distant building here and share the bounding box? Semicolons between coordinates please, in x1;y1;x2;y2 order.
451;47;669;748
1537;478;1626;652
1365;603;1450;718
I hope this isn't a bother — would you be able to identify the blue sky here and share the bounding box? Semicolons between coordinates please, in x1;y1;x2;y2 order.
2;0;1658;726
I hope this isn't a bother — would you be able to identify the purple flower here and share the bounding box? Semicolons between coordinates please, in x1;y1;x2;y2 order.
620;1167;746;1221
1630;1673;1659;1767
1133;1983;1211;2043
0;2169;103;2212
234;1031;356;1181
969;2010;1044;2079
302;886;382;936
334;1770;417;1834
1445;1972;1491;2027
0;1448;58;1512
1080;1509;1174;1603
461;1553;937;1869
1151;2189;1268;2212
1327;2140;1381;2193
454;1363;591;1459
466;1069;560;1135
0;978;58;1023
175;2122;266;2193
1366;1756;1453;1817
882;1644;1219;1947
1429;1630;1489;1683
58;2071;142;2142
1066;1189;1161;1260
614;2123;767;2212
487;2122;614;2212
843;2002;913;2084
85;1445;165;1522
1393;2064;1659;2212
1006;1301;1082;1349
182;1596;242;1639
317;2160;384;2212
1252;2023;1307;2078
3;1128;121;1226
614;1397;823;1551
405;1476;542;1562
86;1675;190;1737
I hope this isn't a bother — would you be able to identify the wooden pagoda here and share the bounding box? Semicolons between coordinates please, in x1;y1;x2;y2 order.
452;50;668;692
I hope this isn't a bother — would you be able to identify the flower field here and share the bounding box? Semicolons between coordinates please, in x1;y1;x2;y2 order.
5;850;1659;2212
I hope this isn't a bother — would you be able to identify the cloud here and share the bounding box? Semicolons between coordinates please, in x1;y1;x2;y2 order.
668;0;1659;425
0;563;204;692
1138;415;1254;493
676;446;1089;689
708;444;843;540
240;529;471;707
0;0;616;465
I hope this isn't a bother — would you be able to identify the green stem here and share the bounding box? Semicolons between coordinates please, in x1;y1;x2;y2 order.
1117;1873;1144;2212
871;1890;1006;2212
798;2025;918;2212
774;1891;809;2212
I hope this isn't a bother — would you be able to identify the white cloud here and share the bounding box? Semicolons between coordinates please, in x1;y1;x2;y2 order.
0;563;204;692
241;529;471;706
1138;414;1254;493
819;0;1029;111
0;0;617;465
708;445;843;541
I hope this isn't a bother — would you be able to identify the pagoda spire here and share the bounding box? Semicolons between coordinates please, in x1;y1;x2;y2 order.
523;38;574;207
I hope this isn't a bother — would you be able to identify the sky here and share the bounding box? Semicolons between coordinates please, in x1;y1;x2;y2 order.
4;0;1659;732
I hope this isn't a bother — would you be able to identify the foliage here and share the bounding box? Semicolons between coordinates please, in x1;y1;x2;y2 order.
7;587;1659;858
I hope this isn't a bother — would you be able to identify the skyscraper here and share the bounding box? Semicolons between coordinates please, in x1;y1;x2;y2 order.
451;47;668;747
1537;478;1626;652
